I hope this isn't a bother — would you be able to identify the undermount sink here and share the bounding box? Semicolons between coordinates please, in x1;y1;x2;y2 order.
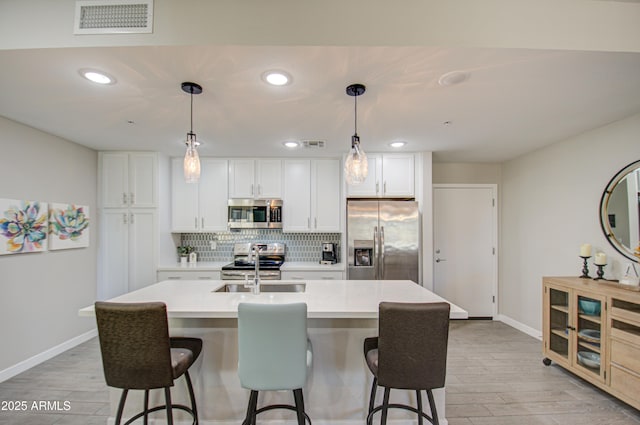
214;282;306;293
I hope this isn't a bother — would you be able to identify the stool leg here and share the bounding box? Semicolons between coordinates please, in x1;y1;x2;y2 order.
184;371;198;424
143;389;150;425
368;377;377;414
164;387;174;425
416;390;423;425
381;387;390;425
115;389;128;425
242;390;258;425
426;389;439;425
293;389;306;425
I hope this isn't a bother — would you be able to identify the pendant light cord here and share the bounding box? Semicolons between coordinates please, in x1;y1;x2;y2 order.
353;94;358;136
190;89;194;134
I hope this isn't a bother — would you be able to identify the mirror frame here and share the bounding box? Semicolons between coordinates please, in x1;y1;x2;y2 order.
599;159;640;262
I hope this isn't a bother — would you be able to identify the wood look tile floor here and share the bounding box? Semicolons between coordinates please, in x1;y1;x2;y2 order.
1;321;640;424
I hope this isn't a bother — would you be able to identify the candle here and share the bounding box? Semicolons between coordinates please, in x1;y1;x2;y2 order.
594;252;607;265
580;243;592;257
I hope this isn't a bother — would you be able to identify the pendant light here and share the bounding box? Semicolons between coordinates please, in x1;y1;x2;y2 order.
181;82;203;184
344;83;368;185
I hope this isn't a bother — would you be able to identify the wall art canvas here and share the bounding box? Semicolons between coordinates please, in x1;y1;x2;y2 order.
48;203;90;250
0;198;48;255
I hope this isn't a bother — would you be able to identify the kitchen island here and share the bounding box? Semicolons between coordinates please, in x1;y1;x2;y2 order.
80;280;467;425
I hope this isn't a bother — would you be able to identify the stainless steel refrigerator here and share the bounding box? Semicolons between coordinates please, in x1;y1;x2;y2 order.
347;200;420;282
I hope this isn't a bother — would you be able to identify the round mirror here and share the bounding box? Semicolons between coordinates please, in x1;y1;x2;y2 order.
599;160;640;262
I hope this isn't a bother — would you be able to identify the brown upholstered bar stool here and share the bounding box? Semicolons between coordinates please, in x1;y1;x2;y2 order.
95;301;202;425
363;302;450;425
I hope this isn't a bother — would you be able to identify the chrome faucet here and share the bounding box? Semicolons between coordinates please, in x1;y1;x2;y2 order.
244;244;261;294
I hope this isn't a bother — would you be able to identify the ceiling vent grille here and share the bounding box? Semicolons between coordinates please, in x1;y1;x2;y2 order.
302;140;326;149
74;0;154;34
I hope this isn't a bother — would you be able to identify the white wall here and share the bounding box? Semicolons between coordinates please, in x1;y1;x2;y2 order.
501;112;640;331
0;116;98;378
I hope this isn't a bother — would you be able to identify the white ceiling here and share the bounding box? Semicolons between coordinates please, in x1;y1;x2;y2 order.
1;45;639;162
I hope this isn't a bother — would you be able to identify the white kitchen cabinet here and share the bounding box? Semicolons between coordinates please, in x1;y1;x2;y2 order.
346;153;414;198
228;159;282;199
171;157;228;232
281;270;344;280
157;270;221;281
283;159;341;232
100;152;157;208
99;208;157;299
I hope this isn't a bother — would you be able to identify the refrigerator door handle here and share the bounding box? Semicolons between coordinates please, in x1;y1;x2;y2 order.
373;226;378;279
380;226;385;279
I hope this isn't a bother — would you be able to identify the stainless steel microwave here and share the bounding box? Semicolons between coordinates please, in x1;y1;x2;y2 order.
228;199;282;229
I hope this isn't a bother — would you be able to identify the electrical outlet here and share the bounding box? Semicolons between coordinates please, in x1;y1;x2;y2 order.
209;241;217;250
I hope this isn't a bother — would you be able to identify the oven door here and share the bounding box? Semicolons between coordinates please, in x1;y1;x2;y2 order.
220;270;281;280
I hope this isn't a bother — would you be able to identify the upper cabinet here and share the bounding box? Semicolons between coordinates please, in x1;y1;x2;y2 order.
100;152;157;208
171;157;228;232
228;159;282;199
283;159;341;232
346;153;414;198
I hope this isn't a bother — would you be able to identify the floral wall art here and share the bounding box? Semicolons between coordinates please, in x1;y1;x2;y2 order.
0;198;48;255
48;203;90;250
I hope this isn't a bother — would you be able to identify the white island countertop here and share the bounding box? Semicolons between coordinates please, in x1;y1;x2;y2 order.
79;279;467;319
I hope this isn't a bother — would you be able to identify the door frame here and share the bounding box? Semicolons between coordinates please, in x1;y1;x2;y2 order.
433;184;499;318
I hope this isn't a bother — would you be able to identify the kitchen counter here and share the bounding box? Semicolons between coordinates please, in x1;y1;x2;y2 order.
157;261;227;271
80;279;466;319
280;261;345;271
80;280;466;424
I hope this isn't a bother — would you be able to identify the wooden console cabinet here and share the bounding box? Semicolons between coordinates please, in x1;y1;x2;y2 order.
543;276;640;409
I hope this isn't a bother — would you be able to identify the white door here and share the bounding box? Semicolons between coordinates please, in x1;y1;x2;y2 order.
200;158;229;232
282;159;311;232
433;185;497;317
312;159;341;232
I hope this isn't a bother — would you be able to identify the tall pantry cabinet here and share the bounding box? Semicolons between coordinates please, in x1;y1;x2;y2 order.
98;152;158;300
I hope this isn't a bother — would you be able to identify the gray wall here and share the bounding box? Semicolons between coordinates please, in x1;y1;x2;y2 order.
0;116;98;375
501;112;640;331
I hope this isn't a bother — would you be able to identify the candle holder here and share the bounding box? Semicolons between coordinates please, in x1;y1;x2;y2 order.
579;256;591;278
594;263;606;280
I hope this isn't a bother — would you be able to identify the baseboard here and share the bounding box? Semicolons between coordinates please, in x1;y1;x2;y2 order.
496;314;542;340
0;328;97;383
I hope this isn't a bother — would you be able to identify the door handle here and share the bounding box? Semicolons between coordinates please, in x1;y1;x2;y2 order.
373;226;378;279
435;258;447;263
380;226;385;279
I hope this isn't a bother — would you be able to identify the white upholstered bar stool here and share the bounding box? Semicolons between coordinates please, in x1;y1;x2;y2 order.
237;302;312;425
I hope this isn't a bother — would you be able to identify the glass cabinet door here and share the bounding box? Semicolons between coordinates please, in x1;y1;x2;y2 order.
574;292;605;382
546;286;570;363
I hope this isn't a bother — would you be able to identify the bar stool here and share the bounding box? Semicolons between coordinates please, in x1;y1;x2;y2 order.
363;302;450;425
237;302;312;425
95;301;202;425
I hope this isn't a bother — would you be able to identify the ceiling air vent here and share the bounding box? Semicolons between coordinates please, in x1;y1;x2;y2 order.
302;140;326;149
74;0;154;34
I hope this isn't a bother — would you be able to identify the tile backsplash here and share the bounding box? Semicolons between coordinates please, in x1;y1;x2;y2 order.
181;230;340;262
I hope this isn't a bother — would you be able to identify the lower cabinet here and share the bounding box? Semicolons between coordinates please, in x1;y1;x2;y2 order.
281;270;344;280
543;276;640;409
157;270;221;281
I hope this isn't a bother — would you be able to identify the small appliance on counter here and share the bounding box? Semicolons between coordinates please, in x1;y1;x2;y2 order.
320;242;338;264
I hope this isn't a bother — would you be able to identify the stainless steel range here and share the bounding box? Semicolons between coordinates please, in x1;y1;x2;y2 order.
220;242;285;281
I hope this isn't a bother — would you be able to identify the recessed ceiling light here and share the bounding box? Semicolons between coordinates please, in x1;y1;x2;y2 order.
283;141;299;148
389;141;407;148
262;70;292;86
79;69;115;85
438;70;468;87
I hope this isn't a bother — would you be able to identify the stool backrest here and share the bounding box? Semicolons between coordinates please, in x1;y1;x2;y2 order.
377;301;450;390
238;302;308;391
95;301;174;390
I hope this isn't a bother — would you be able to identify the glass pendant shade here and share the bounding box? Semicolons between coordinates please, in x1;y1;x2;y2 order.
345;135;368;185
184;132;201;184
